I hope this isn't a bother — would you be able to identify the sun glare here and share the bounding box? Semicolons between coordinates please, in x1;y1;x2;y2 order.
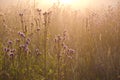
59;0;74;5
36;0;91;10
51;0;90;7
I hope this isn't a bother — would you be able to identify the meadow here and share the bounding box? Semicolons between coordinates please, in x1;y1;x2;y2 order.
0;1;120;80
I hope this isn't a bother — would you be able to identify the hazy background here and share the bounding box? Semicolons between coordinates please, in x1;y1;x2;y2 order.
0;0;118;10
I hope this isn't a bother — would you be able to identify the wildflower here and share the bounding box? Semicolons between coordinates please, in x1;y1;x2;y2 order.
19;13;23;17
26;38;30;45
25;47;29;53
19;45;25;49
61;43;68;50
18;32;25;38
68;49;75;54
9;52;14;57
4;47;10;52
8;40;13;45
63;44;68;50
27;38;30;42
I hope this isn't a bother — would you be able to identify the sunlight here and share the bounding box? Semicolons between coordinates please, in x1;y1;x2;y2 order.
59;0;74;5
51;0;91;7
36;0;91;10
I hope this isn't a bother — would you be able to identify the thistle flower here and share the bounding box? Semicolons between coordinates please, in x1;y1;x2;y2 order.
18;32;25;38
8;40;13;45
9;52;14;57
19;13;23;17
25;47;29;53
4;47;10;52
63;44;68;50
68;49;75;54
26;38;30;45
19;45;25;49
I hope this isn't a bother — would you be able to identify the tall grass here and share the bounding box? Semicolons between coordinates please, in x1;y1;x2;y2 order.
0;1;120;80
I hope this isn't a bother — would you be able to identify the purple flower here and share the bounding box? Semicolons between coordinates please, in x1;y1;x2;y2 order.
19;45;25;49
68;49;75;54
4;47;10;52
18;32;25;38
9;52;14;57
8;40;13;45
25;47;29;53
26;38;30;45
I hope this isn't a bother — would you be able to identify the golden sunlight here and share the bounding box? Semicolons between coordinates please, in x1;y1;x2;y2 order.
36;0;91;10
52;0;91;8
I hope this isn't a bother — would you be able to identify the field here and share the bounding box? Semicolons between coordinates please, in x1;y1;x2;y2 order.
0;0;120;80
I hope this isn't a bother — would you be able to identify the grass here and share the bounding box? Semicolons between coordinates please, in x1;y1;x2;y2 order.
0;1;120;80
